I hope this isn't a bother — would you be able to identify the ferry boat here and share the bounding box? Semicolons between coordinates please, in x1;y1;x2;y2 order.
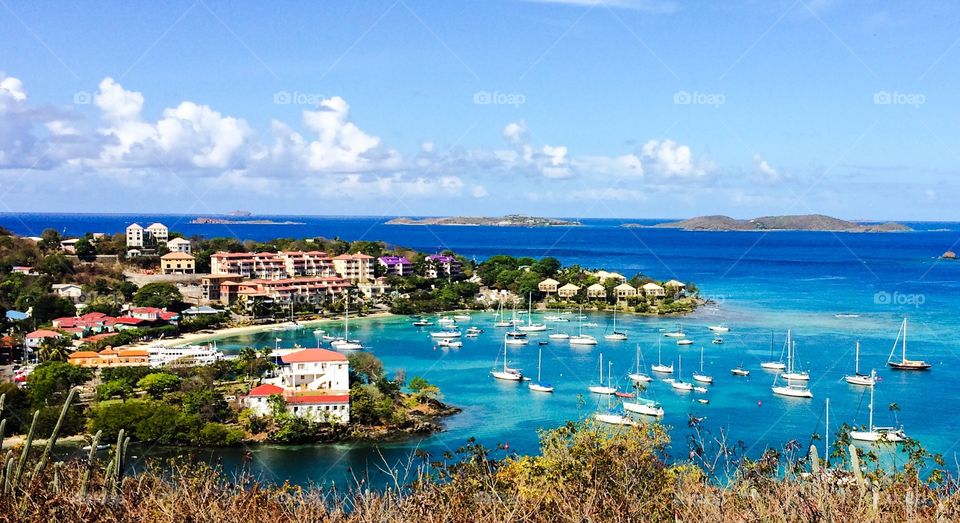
148;344;224;367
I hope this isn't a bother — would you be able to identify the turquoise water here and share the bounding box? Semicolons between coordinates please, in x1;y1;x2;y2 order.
4;214;958;486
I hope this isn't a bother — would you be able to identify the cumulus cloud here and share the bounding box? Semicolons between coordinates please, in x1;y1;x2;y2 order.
640;139;712;179
752;154;789;184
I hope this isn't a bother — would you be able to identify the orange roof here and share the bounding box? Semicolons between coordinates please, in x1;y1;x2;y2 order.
68;351;100;359
285;393;350;404
280;348;348;363
26;329;61;338
118;349;148;357
247;384;285;396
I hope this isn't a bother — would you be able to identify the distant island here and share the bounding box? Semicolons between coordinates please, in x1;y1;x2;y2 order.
190;217;305;225
387;215;581;227
623;214;911;232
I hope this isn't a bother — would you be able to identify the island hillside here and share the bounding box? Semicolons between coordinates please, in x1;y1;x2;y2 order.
387;215;580;227
624;214;911;232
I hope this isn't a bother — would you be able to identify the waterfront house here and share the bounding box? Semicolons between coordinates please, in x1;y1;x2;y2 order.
558;283;581;299
425;254;462;279
166;237;192;254
614;282;638;299
538;278;559;293
161;252;196;274
244;348;351;423
641;282;666;298
128;307;180;324
378;256;413;277
664;280;686;296
587;283;607;299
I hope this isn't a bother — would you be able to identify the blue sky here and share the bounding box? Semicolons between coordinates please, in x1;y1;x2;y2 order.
1;0;958;219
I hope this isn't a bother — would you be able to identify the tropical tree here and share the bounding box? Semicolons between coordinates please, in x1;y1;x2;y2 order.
37;335;73;363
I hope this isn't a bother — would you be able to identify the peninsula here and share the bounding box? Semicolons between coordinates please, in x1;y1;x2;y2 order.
387;214;581;227
624;214;911;232
190;216;305;225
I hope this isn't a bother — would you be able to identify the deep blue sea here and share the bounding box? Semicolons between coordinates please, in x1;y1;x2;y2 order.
3;213;960;487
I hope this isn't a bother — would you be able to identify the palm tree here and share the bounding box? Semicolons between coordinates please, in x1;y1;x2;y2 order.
38;336;72;362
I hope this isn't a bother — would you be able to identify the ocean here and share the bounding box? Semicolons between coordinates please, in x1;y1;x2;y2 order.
3;213;959;487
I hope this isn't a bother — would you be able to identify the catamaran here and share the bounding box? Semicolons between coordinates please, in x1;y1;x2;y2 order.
517;293;547;332
628;344;652;383
844;340;875;386
491;336;523;381
331;297;364;350
604;302;628;341
569;305;598;346
760;331;786;370
528;348;554;393
692;346;713;384
670;355;693;391
781;331;810;382
651;336;674;374
588;353;617;394
850;371;905;442
887;318;931;370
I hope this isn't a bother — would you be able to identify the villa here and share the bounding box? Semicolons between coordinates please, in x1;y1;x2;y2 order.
641;282;666;298
557;283;581;298
538;278;559;293
595;270;627;283
24;329;62;349
126;222;168;250
160;252;196;274
614;282;638;299
425;254;462;279
244;348;351;423
166;237;192;254
52;283;84;302
587;283;607;299
664;280;686;296
378;256;413;277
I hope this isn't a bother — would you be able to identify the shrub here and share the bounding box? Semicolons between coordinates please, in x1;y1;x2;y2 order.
137;372;182;398
198;422;245;446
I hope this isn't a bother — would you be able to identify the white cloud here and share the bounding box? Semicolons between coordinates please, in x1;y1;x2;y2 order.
640;139;711;179
752;154;789;184
472;185;489;198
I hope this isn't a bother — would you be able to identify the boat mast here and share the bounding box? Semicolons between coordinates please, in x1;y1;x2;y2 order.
635;344;640;374
868;370;875;432
607;361;613;388
902;318;907;362
855;340;860;374
825;398;830;467
537;348;542;382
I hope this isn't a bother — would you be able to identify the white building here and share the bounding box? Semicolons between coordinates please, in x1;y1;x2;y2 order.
145;223;169;244
126;222;169;250
52;283;84;302
126;223;144;248
243;348;351;423
166;237;192;254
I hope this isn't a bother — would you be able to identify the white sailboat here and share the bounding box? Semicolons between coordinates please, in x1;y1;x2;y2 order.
771;353;813;399
594;384;637;426
651;336;674;374
569;305;598;346
491;336;523;381
844;340;876;386
430;328;462;339
493;301;511;328
528;348;554;393
887;318;931;370
628;344;652;383
604;302;628;341
331;296;364;350
676;338;693;346
670;355;693;391
781;331;810;381
760;331;786;371
850;371;905;442
623;396;664;417
517;292;547;332
588;354;617;394
708;324;729;333
664;323;684;338
691;346;713;384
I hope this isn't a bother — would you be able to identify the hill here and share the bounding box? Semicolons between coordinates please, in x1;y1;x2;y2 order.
624;214;912;232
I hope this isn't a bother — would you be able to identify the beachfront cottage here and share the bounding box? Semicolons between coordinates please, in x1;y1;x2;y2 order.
538;278;559;293
641;282;666;298
557;283;580;299
614;283;638;299
244;348;351;423
594;270;627;283
587;283;607;299
664;280;686;296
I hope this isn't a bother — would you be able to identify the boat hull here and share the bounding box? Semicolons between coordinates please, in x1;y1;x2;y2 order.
593;413;638;426
588;386;617;395
492;371;522;381
651;365;674;374
850;430;904;443
569;336;598;346
628;373;653;383
692;374;713;384
772;386;813;398
623;402;664;417
844;374;876;386
888;361;931;371
528;383;554;393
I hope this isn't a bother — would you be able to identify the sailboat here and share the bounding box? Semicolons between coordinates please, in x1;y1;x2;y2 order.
412;318;433;327
844;340;876;386
528;348;554;393
664;323;684;338
491;336;523;381
771;358;813;398
588;353;617;394
569;305;598;346
651;336;674;374
781;331;810;381
517;293;547;332
604;302;628;341
887;318;931;370
670;355;693;391
493;302;511;328
628;344;652;383
731;364;750;377
760;331;786;370
623;388;664;417
692;346;713;384
331;296;364;350
708;324;730;333
593;391;638;426
850;371;905;442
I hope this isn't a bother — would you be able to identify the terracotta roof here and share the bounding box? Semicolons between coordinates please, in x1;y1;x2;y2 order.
26;329;61;338
280;348;348;363
161;252;194;260
285;393;350;404
247;384;285;397
68;351;100;359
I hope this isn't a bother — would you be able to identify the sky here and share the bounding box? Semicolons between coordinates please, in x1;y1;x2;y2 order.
0;0;958;220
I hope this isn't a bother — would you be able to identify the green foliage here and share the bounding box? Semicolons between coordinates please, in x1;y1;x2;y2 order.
37;335;73;363
87;399;240;446
101;366;154;388
238;408;268;434
137;372;182;398
97;379;133;401
26;361;93;408
348;352;385;384
180;388;232;423
268;415;322;444
132;282;184;310
36;253;74;281
349;384;403;426
18;293;76;324
74;238;96;261
198;422;245;446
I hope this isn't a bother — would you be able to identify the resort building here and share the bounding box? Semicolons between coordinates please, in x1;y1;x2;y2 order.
166;237;192;254
586;283;607;299
128;307;180;323
210;252;289;279
280;251;336;278
51;283;84;302
126;222;169;250
358;278;390;299
125;223;144;248
331;253;374;282
664;280;686;296
24;329;62;349
594;270;627;283
614;282;638;299
557;283;581;299
641;282;666;298
378;256;413;277
218;277;351;306
244;348;351;423
425;254;462;279
68;348;150;368
200;274;239;302
538;278;559;293
160;252;196;274
145;223;169;244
